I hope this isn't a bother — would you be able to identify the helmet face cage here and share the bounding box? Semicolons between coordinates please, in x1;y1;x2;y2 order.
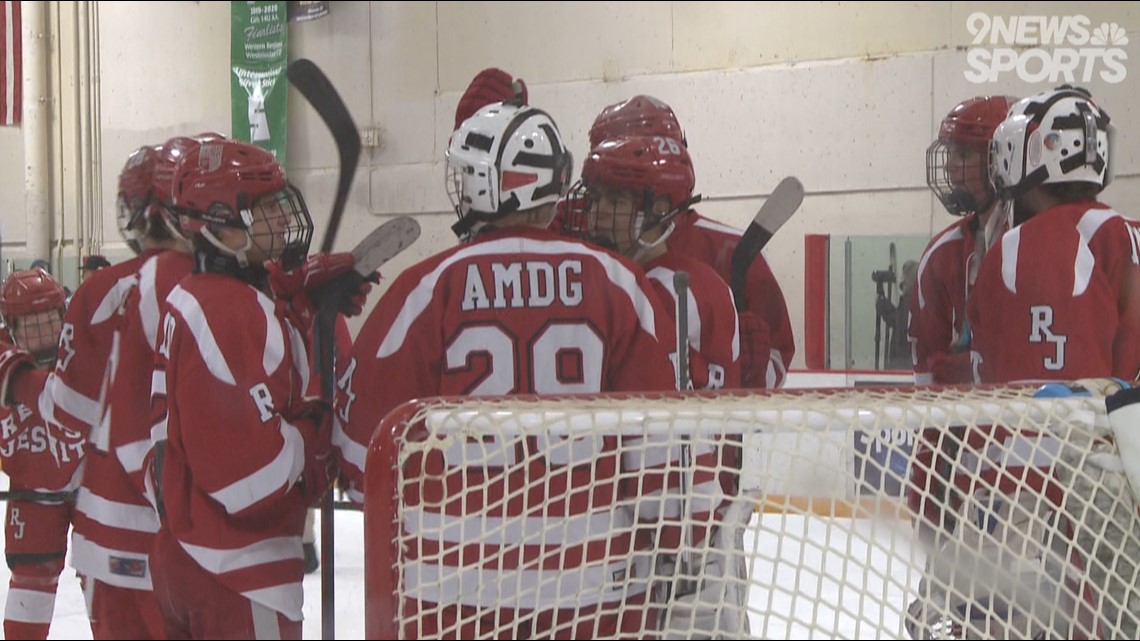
586;185;663;256
9;310;64;367
577;136;697;256
117;146;159;253
0;269;67;367
446;102;573;239
926;139;993;216
116;194;146;255
557;189;594;241
926;96;1015;216
244;184;314;270
990;87;1111;201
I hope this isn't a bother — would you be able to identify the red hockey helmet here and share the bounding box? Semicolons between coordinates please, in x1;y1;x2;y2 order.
588;95;687;149
154;132;227;206
581;136;695;208
116;146;160;254
926;95;1016;215
573;135;697;255
171;139;313;269
0;268;67;366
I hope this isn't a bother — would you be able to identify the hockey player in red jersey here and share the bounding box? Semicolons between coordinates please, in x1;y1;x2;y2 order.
969;86;1139;383
146;139;368;639
0;147;188;462
70;135;219;640
568;135;740;391
587;95;793;388
0;269;82;640
336;101;676;639
909;95;1016;385
569;134;750;636
0;143;202;638
907;86;1128;639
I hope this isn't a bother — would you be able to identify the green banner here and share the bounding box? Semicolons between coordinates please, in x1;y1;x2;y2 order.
231;1;288;163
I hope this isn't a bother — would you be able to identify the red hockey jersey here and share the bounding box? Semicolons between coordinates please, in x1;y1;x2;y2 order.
336;225;676;638
151;274;330;621
70;250;194;591
0;401;85;493
666;209;794;388
968;202;1140;383
643;251;741;391
909;215;981;384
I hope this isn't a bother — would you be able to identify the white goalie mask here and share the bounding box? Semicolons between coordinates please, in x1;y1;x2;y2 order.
990;86;1113;201
446;101;573;239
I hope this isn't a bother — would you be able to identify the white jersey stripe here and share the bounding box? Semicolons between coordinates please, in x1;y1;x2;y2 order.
636;481;725;520
39;373;99;429
250;597;289;632
90;274;137;325
209;418;305;514
331;418;366;476
403;507;631;547
75;486;160;533
115;437;151;475
245;584;304;624
3;587;58;623
1001;227;1021;294
1073;208;1118;296
179;534;301;574
404;557;648;609
257;293;285;376
70;532;154;591
179;536;306;619
139;256;162;349
767;348;787;389
167;286;236;385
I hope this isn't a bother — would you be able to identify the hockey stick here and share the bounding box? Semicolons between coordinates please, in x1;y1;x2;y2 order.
287;58;361;255
0;489;76;503
287;57;361;641
672;271;696;601
729;176;804;310
350;216;421;277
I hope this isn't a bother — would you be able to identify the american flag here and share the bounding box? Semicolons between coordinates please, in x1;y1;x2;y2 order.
1;1;20;126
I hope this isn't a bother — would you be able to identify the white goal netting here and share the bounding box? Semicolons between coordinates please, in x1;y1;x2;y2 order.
363;383;1140;640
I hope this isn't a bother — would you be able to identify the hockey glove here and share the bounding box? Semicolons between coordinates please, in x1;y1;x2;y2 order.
267;252;357;302
284;396;334;505
454;68;528;129
928;351;973;385
0;345;35;408
312;270;380;319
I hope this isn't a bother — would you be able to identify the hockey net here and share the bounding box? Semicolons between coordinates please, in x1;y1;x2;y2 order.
363;384;1140;639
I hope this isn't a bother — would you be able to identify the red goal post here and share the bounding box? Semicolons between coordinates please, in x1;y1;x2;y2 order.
364;383;1140;639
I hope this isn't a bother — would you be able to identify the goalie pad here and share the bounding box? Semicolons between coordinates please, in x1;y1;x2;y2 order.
905;483;1082;640
658;498;753;640
907;381;1140;639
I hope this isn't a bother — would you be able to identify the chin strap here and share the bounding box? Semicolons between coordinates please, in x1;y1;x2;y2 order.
629;194;703;260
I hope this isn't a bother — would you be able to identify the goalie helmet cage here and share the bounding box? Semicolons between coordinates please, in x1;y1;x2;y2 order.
364;385;1140;640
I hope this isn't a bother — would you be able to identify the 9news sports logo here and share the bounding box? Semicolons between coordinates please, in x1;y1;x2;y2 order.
964;12;1128;84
